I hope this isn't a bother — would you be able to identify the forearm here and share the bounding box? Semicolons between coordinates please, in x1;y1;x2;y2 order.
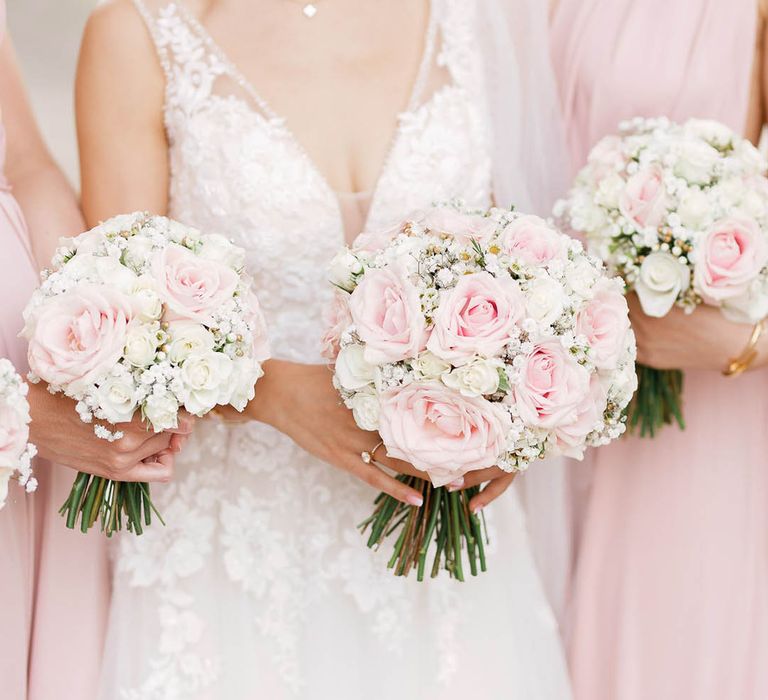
9;156;83;269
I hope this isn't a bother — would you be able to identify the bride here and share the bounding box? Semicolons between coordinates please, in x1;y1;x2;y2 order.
77;0;571;697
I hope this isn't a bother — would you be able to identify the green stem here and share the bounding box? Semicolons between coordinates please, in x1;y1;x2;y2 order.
449;491;464;582
417;487;443;582
64;472;91;530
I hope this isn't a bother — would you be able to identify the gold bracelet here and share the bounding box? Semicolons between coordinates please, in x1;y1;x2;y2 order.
722;319;765;377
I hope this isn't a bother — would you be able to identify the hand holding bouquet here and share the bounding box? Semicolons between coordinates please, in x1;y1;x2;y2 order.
325;204;636;580
22;212;269;535
556;117;768;435
0;358;37;510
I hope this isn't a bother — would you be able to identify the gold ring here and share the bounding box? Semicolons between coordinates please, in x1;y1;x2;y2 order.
361;440;384;465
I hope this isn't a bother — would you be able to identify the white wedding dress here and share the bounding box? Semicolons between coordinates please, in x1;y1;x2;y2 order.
98;2;573;698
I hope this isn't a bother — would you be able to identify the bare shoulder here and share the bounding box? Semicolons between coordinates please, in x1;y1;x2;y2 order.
78;0;163;103
84;0;149;44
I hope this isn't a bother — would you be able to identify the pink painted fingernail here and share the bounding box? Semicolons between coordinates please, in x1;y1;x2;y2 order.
471;504;484;514
447;477;465;492
407;495;424;507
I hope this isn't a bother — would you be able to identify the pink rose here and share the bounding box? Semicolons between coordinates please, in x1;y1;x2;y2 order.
0;404;29;470
378;382;511;486
153;244;239;324
321;290;353;361
619;164;668;228
348;268;428;364
513;339;591;428
353;211;427;253
427;272;524;363
694;218;768;302
499;215;567;266
423;207;498;244
553;378;606;458
576;279;631;370
587;135;628;181
26;285;133;394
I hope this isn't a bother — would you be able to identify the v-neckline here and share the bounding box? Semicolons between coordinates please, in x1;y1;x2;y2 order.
176;0;440;238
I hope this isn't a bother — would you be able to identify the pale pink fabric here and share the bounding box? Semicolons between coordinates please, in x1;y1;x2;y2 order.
0;3;110;697
552;2;768;699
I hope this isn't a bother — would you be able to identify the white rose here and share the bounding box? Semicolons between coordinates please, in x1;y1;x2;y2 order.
525;277;566;325
673;140;719;185
566;256;600;298
595;173;625;210
335;344;376;391
741;189;768;220
179;351;233;415
685;119;733;148
167;220;201;245
99;212;143;236
199;234;245;269
411;351;451;379
348;391;380;431
167;321;216;364
441;358;501;397
328;249;363;292
228;357;264;411
721;281;768;324
143;391;180;431
634;252;690;317
124;322;160;367
94;373;139;424
676;189;713;231
123;235;156;272
131;276;163;321
713;177;744;210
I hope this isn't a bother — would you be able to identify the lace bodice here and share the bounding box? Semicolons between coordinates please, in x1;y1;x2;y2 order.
134;0;492;362
109;3;503;698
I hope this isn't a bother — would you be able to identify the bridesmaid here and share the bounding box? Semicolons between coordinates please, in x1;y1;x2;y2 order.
551;1;768;699
0;3;189;697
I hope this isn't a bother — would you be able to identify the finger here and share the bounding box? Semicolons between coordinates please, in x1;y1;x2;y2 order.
376;453;425;478
168;433;190;454
120;453;175;483
469;473;516;512
129;432;175;463
349;461;423;506
460;466;506;490
168;411;196;434
446;476;465;492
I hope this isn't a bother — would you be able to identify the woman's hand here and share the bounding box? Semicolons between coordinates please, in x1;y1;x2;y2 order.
628;293;768;371
451;468;517;513
27;381;195;482
219;359;425;506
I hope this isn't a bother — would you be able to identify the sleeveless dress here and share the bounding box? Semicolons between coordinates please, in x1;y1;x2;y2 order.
96;2;573;699
551;2;768;699
0;5;111;699
0;5;42;694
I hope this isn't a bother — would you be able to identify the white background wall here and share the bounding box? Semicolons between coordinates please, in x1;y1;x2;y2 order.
7;0;97;183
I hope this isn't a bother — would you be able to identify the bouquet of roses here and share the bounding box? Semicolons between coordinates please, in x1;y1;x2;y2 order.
22;212;269;535
324;204;636;580
556;117;768;436
0;358;37;510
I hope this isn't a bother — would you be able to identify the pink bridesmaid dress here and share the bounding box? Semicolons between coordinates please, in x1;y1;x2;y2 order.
0;2;109;697
552;2;768;699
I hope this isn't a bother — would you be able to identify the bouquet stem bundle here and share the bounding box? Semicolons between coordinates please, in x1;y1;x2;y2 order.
626;365;685;437
360;477;488;582
59;473;162;537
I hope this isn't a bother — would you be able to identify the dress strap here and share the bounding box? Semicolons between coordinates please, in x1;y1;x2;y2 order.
130;1;233;115
131;0;172;77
